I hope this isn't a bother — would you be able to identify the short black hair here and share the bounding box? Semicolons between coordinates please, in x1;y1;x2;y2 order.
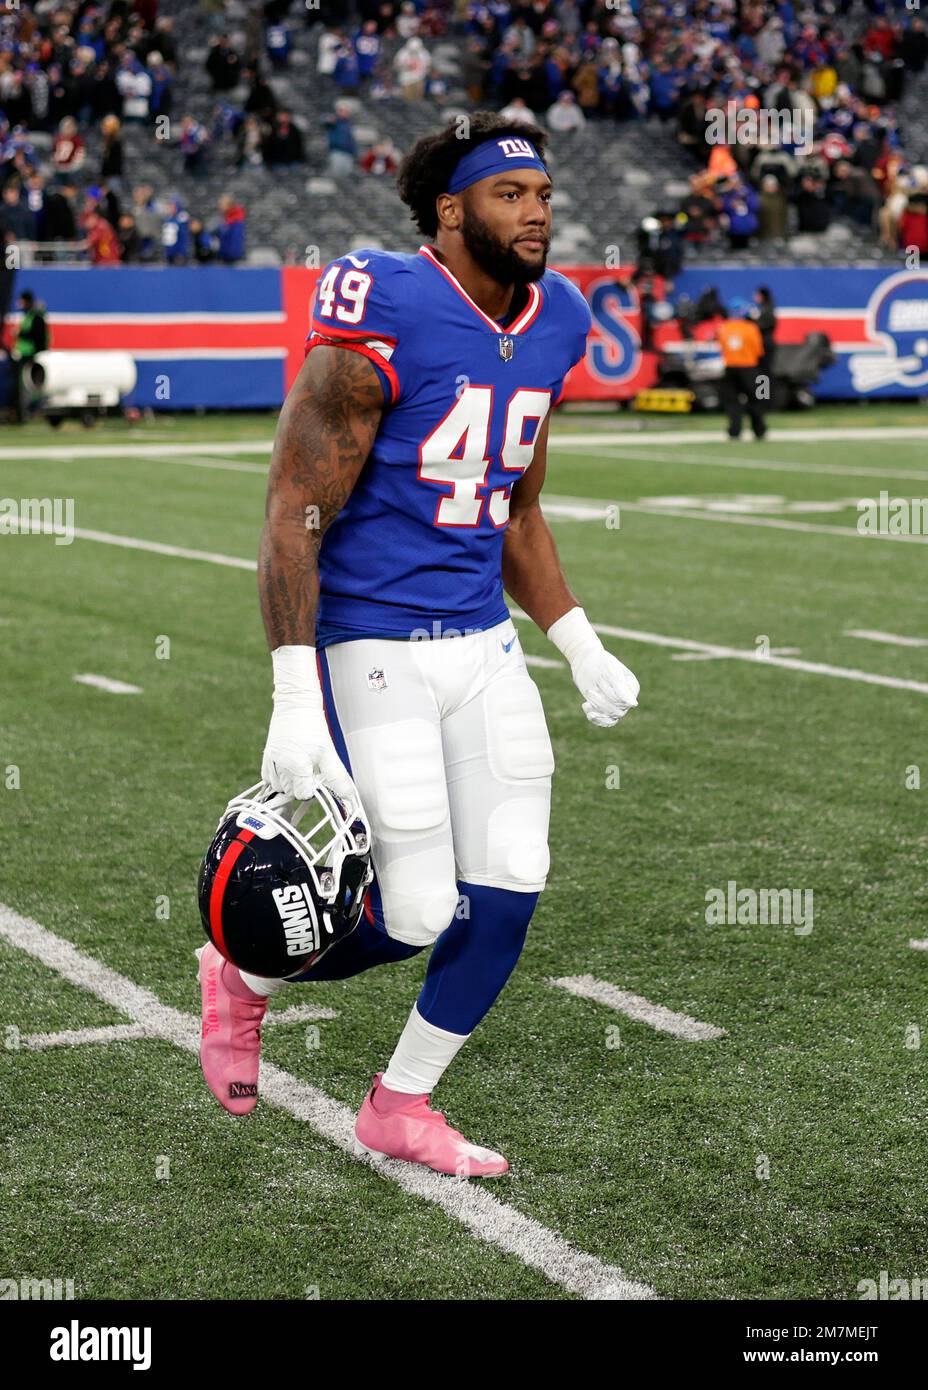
19;290;34;307
397;111;548;238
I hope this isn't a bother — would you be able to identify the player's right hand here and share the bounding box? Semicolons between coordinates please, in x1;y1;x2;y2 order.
261;703;358;804
261;646;359;806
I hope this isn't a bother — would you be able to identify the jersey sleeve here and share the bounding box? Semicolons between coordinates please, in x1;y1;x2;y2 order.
307;250;406;404
549;273;593;405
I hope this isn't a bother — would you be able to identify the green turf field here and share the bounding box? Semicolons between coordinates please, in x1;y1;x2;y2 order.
1;405;926;1301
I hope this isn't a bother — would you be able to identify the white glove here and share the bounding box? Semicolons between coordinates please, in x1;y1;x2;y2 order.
261;646;359;804
547;607;640;728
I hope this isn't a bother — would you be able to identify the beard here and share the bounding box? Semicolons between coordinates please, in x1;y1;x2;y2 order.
459;204;548;286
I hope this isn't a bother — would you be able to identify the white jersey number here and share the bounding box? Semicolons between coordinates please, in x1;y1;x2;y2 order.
419;387;551;528
315;264;373;325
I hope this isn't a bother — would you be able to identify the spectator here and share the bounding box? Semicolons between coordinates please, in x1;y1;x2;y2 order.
243;67;276;122
570;56;600;115
317;27;345;79
52;117;85;177
322;103;356;176
754;286;778;377
396;3;420;41
213;194;246;263
100;115;124;185
147;53;173;121
333;35;361;93
41;179;78;241
131;184;161;260
720;179;760;248
262;109;305;169
116;54;152;124
499;96;538;125
236;115;264;170
360;138;399;176
161;198;190;264
758;174;789;241
796;172;831;233
206;36;241;93
901;19;928;75
188;216;215;264
266;21;292;71
83;208;121;264
1;179;36;241
180;116;210;175
394;36;430;101
117;212;140;263
355;21;381;84
548;90;586;133
898;186;928;258
829;158;878;228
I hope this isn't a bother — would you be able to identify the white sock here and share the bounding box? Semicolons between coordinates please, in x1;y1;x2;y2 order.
381;1005;469;1094
239;971;287;998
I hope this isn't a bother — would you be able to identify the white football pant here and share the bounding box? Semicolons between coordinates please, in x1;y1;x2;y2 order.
320;616;554;947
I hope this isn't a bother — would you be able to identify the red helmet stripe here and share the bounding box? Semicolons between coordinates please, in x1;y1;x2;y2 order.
209;828;255;959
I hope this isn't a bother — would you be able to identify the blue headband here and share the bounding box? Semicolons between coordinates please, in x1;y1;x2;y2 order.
447;137;548;194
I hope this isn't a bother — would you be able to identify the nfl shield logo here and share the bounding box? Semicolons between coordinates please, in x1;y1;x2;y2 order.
498;335;514;362
367;667;387;693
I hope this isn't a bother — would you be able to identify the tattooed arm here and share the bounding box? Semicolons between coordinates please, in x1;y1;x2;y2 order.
256;345;384;801
259;344;385;649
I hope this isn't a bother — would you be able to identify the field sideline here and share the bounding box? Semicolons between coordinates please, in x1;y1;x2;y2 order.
1;405;926;1301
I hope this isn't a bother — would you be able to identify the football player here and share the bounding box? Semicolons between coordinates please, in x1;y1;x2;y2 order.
199;113;640;1176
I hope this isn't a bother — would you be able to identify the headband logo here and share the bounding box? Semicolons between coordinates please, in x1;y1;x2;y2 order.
497;138;535;158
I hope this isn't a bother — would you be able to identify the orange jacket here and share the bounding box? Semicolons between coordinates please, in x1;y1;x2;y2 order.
717;316;764;367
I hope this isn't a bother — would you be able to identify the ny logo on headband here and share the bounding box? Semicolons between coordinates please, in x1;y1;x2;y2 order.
497;138;536;159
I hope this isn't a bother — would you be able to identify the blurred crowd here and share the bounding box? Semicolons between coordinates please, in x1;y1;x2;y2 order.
2;0;927;267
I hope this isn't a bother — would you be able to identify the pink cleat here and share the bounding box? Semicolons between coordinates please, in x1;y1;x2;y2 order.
197;942;268;1115
354;1073;509;1178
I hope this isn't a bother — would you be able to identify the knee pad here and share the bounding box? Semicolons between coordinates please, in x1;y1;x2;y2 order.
485;797;551;889
377;848;460;947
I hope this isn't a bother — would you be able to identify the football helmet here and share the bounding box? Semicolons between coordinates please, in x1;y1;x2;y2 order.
198;781;373;978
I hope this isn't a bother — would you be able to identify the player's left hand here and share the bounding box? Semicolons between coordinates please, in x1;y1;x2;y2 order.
571;646;640;727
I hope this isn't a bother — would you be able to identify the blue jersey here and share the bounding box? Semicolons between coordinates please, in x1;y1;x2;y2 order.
306;245;592;649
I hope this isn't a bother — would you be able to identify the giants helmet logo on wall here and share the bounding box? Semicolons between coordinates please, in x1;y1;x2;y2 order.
197;781;373;978
849;270;928;392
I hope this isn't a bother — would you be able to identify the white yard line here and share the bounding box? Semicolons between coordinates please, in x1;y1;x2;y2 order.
3;423;928;467
0;902;656;1301
511;611;928;697
11;520;923;696
73;673;143;695
908;939;928;952
20;1023;150;1050
614;501;928;545
0;441;275;462
551;975;727;1042
20;520;256;570
845;630;928;649
551;426;928;447
18;1004;335;1048
524;654;565;670
552;445;928;484
150;455;269;475
265;1003;338;1025
540;494;922;544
